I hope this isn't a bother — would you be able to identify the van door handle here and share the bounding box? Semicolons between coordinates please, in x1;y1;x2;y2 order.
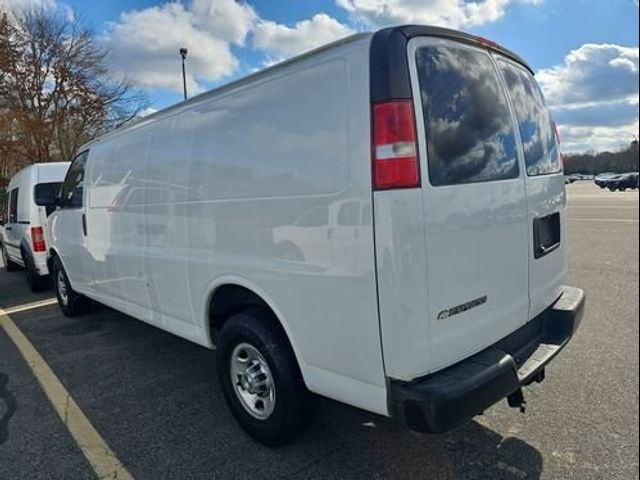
5;226;11;231
82;213;87;236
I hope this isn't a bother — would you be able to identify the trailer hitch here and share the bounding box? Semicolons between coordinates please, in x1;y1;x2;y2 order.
507;388;527;413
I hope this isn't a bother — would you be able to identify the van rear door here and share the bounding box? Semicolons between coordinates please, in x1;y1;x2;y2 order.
407;38;530;372
495;59;566;319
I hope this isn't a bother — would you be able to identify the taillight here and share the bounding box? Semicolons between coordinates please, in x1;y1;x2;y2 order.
31;227;46;253
372;100;420;190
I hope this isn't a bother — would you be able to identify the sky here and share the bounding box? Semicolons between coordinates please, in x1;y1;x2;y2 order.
2;0;639;153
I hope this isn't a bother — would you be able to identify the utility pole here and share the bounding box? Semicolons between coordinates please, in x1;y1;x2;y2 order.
180;47;188;100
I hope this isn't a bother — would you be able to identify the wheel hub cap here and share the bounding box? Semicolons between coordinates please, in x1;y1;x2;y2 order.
230;343;275;419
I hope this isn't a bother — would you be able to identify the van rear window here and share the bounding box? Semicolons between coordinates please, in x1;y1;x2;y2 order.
34;182;63;205
498;61;562;176
416;45;519;186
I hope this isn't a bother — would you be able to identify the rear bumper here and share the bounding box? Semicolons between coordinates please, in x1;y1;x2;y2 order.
389;285;585;433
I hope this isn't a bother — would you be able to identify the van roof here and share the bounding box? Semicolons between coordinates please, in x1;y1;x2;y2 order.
78;25;533;151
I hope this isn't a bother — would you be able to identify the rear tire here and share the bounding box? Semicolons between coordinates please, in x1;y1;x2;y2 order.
22;251;48;292
216;309;318;446
52;256;89;317
1;244;19;271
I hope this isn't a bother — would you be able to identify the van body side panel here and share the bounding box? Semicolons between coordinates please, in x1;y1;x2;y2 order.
184;40;386;414
78;38;388;415
85;128;153;322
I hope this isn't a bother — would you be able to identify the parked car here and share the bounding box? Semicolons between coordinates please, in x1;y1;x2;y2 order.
594;172;639;191
564;175;578;184
607;172;639;191
0;162;70;290
45;26;584;445
594;172;618;188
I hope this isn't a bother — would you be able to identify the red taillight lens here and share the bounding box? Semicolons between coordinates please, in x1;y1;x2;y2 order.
31;226;46;253
372;100;420;190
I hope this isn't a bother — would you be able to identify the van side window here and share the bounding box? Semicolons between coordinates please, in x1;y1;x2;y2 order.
416;46;519;186
498;61;562;176
9;188;19;223
60;151;89;208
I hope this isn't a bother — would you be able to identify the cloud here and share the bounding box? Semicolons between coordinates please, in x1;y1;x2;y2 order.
137;107;158;118
335;0;538;29
253;13;355;62
101;2;355;92
102;0;257;93
551;99;639;128
535;43;639;152
557;121;640;153
537;43;639;107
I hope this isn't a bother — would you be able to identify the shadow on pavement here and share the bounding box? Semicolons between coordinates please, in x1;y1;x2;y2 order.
4;292;544;479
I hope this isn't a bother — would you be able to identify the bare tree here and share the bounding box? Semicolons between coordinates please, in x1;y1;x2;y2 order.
0;8;146;183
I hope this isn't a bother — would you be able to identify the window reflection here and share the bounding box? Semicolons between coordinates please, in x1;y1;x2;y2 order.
416;45;519;186
498;61;562;176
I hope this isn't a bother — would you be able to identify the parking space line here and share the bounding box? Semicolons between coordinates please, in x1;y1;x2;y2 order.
0;306;133;480
3;298;58;315
569;206;638;209
569;218;638;223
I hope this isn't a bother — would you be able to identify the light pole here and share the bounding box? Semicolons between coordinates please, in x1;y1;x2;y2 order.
179;47;188;101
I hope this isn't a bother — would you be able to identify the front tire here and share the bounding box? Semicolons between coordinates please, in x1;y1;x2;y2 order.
52;256;88;317
217;309;318;446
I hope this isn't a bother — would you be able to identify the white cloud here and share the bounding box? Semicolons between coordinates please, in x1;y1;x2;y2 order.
253;13;355;62
103;0;257;93
536;43;639;152
102;2;355;93
557;121;639;153
537;43;639;106
335;0;538;29
137;107;158;118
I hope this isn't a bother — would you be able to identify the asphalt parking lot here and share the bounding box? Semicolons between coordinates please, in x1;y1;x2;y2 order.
0;182;638;480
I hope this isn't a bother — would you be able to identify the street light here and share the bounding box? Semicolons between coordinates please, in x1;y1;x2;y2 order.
179;47;188;101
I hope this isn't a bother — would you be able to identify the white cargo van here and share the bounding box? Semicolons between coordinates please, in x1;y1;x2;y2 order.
1;162;70;291
46;26;585;445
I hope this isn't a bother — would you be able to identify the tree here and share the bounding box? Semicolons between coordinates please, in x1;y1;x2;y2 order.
0;8;146;185
563;139;640;175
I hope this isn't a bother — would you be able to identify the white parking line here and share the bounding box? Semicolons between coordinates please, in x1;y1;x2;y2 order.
569;218;639;223
0;302;132;480
3;298;58;315
569;206;638;209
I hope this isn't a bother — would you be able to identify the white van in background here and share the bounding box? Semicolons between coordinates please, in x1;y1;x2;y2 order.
46;26;585;445
1;162;70;291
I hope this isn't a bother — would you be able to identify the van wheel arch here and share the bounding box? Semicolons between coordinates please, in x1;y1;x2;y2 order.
208;284;303;374
47;248;60;275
